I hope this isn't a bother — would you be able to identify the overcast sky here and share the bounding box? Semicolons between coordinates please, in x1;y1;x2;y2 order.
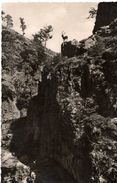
2;2;98;52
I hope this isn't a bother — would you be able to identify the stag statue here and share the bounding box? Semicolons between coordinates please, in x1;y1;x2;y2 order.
61;31;68;42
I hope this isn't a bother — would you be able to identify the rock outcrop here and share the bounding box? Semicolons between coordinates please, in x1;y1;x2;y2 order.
61;40;86;58
2;28;56;182
2;28;56;120
2;3;117;183
19;17;117;183
93;2;117;33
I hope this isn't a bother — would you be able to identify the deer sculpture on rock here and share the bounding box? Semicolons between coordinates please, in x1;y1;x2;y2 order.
61;31;68;42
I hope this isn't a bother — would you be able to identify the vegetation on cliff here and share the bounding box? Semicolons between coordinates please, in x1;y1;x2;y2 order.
2;2;117;183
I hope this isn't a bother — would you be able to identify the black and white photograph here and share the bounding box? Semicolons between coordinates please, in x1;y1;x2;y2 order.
1;1;117;183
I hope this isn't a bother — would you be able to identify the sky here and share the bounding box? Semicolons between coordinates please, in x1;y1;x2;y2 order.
2;2;98;52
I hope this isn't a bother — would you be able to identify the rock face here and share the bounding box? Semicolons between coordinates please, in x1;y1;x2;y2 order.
2;28;56;121
1;28;57;182
93;2;117;33
24;18;117;183
2;3;117;183
61;41;86;58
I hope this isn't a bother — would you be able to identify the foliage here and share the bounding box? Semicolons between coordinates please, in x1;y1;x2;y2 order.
52;54;61;65
20;17;27;35
2;26;55;112
84;115;117;183
33;25;53;47
4;14;13;29
88;37;106;57
1;10;5;21
87;7;97;19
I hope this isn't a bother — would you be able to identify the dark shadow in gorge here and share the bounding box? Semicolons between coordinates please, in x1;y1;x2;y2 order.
8;119;78;183
8;68;92;183
8;98;78;183
9;116;30;161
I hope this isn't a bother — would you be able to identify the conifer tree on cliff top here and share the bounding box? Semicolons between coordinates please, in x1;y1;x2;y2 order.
1;11;5;21
5;14;13;29
87;7;97;19
20;17;27;35
33;25;53;47
1;11;6;27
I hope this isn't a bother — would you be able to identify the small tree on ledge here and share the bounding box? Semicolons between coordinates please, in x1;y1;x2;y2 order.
20;17;27;35
5;14;13;29
33;25;53;47
1;11;6;27
87;7;97;19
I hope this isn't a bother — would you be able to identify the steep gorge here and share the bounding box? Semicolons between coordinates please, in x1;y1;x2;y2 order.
2;2;117;183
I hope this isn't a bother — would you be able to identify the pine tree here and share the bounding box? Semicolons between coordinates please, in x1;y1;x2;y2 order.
5;14;13;29
87;8;97;19
20;17;27;35
1;11;5;21
1;11;6;27
33;25;53;47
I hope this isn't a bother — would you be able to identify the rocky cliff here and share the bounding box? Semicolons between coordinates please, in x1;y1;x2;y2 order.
2;27;56;121
25;18;117;183
2;27;58;182
2;3;117;183
93;2;117;33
